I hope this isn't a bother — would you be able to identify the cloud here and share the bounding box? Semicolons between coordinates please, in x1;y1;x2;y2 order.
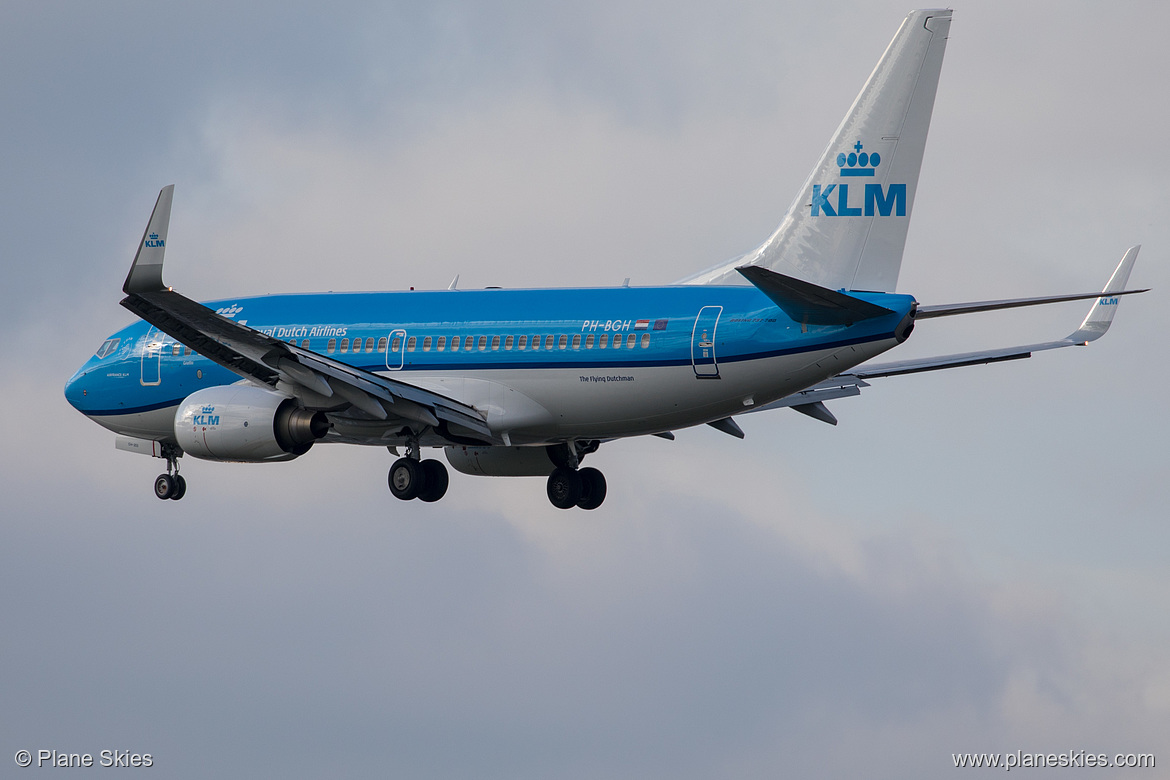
4;1;1170;777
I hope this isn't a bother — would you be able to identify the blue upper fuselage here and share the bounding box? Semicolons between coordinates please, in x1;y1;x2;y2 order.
65;284;916;420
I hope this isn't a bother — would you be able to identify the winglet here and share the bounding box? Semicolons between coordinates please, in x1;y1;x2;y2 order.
123;185;175;294
1068;245;1141;344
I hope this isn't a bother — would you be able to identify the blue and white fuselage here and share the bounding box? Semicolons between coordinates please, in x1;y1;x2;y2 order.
65;285;915;445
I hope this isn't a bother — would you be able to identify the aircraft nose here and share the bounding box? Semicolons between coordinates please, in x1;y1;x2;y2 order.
64;368;88;412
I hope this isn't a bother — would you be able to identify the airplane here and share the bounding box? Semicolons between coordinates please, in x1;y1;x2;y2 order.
65;9;1146;510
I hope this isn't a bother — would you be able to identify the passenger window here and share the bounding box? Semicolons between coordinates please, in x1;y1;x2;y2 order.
491;335;500;350
641;333;650;348
585;334;594;349
407;336;417;351
505;335;514;350
423;336;432;351
571;334;581;349
544;335;554;350
518;335;528;350
627;334;636;349
478;336;487;351
377;337;387;352
451;336;461;351
327;338;337;353
612;333;622;349
437;336;446;351
301;339;310;349
340;338;349;353
365;337;374;353
599;334;608;349
391;337;401;352
531;335;540;351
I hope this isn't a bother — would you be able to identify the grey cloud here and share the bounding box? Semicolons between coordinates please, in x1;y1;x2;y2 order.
4;1;1170;777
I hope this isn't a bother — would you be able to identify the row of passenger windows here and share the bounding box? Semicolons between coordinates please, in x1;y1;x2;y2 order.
315;332;654;354
144;332;655;359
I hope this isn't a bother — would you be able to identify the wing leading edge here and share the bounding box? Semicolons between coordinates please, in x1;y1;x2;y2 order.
119;187;492;444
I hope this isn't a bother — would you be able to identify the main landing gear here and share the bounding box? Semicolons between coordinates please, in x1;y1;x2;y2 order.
153;444;186;501
388;443;449;503
546;466;606;510
545;441;607;510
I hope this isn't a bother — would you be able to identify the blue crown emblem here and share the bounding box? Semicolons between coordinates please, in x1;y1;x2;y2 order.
837;142;880;177
201;405;215;414
149;233;159;239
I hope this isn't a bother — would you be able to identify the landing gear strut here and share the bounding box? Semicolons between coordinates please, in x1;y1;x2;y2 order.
388;441;449;503
153;444;186;501
545;441;606;510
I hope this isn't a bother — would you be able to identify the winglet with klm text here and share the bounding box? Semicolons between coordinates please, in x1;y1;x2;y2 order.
123;185;174;294
1068;245;1141;344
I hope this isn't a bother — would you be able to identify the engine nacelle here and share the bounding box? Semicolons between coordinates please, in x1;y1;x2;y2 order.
444;445;556;477
175;385;328;462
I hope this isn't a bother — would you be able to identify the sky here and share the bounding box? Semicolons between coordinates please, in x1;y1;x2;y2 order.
2;1;1168;777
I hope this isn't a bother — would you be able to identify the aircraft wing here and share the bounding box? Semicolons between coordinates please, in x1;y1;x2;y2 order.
750;246;1145;424
119;188;492;444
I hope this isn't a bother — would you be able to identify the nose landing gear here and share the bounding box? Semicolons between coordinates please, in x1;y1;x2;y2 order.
153;444;186;500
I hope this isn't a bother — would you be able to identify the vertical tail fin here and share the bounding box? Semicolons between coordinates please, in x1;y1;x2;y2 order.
685;9;951;292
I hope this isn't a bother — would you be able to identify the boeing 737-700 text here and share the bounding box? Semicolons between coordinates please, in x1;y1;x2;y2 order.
65;9;1146;509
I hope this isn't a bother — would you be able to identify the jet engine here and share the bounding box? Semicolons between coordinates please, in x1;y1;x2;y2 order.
444;445;557;477
175;385;328;462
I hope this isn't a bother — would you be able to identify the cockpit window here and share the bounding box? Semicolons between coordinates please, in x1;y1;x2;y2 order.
94;338;120;359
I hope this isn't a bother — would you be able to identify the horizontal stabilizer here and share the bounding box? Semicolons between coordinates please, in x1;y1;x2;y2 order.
917;246;1145;321
737;265;893;326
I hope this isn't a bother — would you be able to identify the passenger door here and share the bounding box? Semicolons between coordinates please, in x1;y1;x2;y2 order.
140;326;162;386
690;306;722;378
385;329;407;370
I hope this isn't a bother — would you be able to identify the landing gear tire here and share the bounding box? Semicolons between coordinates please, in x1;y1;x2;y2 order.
154;473;176;500
575;467;606;510
547;466;583;509
418;459;449;503
169;474;187;501
388;457;423;501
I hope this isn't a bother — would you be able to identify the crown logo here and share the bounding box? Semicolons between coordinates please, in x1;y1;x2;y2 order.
149;233;159;239
837;142;880;177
